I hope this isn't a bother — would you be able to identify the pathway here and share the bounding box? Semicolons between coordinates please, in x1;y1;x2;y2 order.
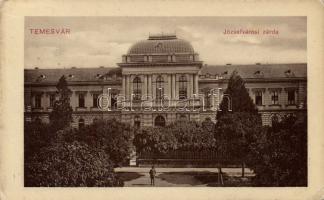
115;167;254;187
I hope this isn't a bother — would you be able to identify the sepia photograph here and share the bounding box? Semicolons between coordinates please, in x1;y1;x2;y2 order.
23;16;308;187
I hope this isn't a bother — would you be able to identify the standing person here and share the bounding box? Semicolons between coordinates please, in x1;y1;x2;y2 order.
149;165;156;186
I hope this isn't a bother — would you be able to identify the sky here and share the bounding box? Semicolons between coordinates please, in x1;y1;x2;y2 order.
25;16;306;69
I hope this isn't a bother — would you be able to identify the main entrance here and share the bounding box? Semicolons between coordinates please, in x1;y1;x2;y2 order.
154;115;165;127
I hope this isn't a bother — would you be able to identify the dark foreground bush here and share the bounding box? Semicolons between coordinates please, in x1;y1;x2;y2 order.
25;140;123;187
76;119;134;167
247;115;307;186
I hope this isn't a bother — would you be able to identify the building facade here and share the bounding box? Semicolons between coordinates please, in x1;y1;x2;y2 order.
24;34;307;128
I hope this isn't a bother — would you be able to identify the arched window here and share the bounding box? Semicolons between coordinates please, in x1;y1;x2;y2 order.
179;75;187;99
78;118;85;129
154;115;165;127
133;76;142;101
134;115;141;128
156;75;164;100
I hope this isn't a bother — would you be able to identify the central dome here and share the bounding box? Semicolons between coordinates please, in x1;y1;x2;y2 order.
128;34;195;54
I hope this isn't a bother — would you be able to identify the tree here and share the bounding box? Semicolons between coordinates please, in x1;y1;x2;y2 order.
49;75;73;131
215;71;262;179
24;121;53;161
169;120;216;150
217;70;258;119
215;112;262;178
133;126;178;159
25;119;128;187
133;120;216;161
25;140;123;187
76;119;134;167
247;115;307;186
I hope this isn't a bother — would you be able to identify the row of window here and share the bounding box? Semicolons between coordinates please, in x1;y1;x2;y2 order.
33;75;192;108
254;90;296;106
32;88;297;109
34;94;56;108
78;93;118;108
133;75;188;101
33;93;116;109
124;54;196;63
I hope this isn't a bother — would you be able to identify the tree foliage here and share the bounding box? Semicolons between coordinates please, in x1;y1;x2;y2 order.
134;120;216;155
25;118;133;186
215;112;263;163
247;115;307;186
24;121;53;161
215;71;262;165
49;75;73;131
25;140;123;187
133;126;177;155
217;71;258;119
75;118;134;166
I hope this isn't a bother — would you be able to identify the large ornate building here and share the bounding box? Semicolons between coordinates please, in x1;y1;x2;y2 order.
24;34;307;128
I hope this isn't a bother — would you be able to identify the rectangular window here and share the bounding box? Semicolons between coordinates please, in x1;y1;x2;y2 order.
288;90;296;105
79;93;85;108
35;94;42;108
255;91;262;106
271;91;279;105
93;93;99;107
49;94;56;107
204;91;211;108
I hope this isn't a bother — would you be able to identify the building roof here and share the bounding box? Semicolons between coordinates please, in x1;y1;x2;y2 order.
127;34;195;54
200;63;307;79
24;63;307;84
24;67;122;83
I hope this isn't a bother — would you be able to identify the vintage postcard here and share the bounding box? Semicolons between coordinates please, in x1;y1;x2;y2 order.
1;0;324;200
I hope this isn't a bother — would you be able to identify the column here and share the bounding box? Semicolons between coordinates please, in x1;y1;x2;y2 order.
175;74;179;100
126;75;130;100
210;92;215;111
188;74;193;98
172;74;176;100
168;74;172;100
152;74;156;99
129;75;133;100
194;74;199;95
148;74;152;98
122;75;126;96
143;74;147;99
85;91;91;110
